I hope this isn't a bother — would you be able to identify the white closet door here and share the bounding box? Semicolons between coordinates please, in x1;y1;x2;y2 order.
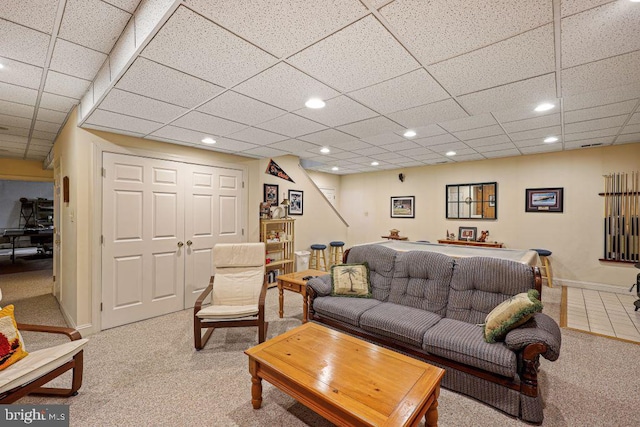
184;166;244;308
102;153;185;329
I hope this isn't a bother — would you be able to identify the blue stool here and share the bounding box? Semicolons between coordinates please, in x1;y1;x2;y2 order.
310;244;327;271
531;249;553;287
329;241;345;267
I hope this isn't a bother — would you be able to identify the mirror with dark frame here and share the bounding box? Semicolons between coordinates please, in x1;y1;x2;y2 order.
446;182;497;220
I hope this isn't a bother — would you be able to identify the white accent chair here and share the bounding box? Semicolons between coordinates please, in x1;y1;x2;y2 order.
193;243;268;350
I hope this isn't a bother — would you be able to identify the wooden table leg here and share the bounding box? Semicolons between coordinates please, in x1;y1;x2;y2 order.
302;289;308;323
425;386;440;427
249;359;263;409
278;281;284;319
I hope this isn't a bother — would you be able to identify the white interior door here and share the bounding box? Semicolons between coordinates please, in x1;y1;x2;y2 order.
184;166;244;308
320;187;336;206
102;153;185;329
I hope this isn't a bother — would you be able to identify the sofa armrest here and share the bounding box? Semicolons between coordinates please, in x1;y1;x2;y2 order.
17;323;82;341
307;275;332;297
504;313;561;361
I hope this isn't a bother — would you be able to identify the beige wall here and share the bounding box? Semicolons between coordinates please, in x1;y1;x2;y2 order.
340;143;640;289
0;158;53;181
307;170;342;208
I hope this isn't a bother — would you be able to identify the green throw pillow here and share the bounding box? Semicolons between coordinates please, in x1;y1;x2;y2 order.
483;289;543;343
331;263;372;298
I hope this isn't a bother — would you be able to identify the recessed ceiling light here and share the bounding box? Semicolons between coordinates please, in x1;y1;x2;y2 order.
403;130;416;138
631;0;640;3
331;166;339;171
371;161;379;166
201;137;216;144
534;103;555;112
320;147;330;154
445;151;456;156
0;63;4;70
544;136;559;143
305;98;325;109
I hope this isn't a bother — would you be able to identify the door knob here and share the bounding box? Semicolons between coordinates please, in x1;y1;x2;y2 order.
177;241;184;247
186;240;193;246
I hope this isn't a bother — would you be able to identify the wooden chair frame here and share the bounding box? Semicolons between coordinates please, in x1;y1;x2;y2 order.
0;324;84;404
193;274;269;350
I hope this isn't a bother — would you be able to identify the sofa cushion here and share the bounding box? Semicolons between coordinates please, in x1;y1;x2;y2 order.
359;302;441;347
446;257;536;324
346;244;397;301
331;263;372;298
484;289;543;343
423;318;517;377
312;296;381;326
389;251;454;316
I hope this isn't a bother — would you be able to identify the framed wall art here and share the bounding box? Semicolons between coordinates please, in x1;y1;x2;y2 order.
288;190;303;215
263;183;279;207
458;226;477;241
391;196;415;218
525;188;564;213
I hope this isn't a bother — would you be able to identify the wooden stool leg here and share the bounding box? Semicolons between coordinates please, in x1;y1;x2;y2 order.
321;250;327;271
543;256;553;287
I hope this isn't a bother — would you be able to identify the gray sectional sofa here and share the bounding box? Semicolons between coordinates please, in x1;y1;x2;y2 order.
306;244;561;424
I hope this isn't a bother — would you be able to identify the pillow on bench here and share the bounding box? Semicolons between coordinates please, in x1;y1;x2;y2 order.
0;305;28;370
483;289;543;343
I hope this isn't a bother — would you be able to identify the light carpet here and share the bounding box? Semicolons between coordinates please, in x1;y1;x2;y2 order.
3;272;639;426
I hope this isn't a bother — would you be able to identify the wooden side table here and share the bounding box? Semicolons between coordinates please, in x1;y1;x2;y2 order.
277;269;328;323
437;239;504;248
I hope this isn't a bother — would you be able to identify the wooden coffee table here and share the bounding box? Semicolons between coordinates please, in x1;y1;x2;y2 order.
245;323;445;426
276;269;328;323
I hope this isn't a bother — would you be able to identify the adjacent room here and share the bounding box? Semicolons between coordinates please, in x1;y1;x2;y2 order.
0;0;639;426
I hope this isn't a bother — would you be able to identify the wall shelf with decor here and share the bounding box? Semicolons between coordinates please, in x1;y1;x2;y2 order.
260;218;295;287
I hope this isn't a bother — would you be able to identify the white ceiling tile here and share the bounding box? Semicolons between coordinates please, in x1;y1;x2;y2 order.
298;129;357;145
493;104;558;123
374;151;408;161
0;134;27;145
44;71;91;99
439;114;497;133
450;153;485;162
0;19;49;66
509;125;561;141
561;0;612;17
256;113;326;138
0;100;34;119
133;0;174;46
116;57;224;109
30;137;56;147
453;125;505;141
0;0;58;33
337;116;404;139
379;140;421;152
330;151;363;160
172;111;247;137
463;134;512;148
108;17;135;79
234;63;339;111
294;95;377;127
84;108;163;135
564;100;637;123
458;73;557;115
564;127;620;142
141;6;276;87
227;126;287;145
100;88;186;122
79;84;94;118
268;139;319;154
388;98;468;129
565;115;628;133
562;50;640;96
474;142;517;153
240;146;289;158
325;139;373;151
395;146;432;157
621;123;640;135
59;0;131;53
103;0;140;14
93;59;112;100
380;0;551;64
356;146;389;156
628;112;640;125
564;137;615;148
482;149;522;158
615;133;640;144
429;141;473;153
0;113;31;129
511;137;546;148
502;114;561;133
31;130;56;141
519;144;563;154
33;120;60;133
83;123;144;137
149;126;259;152
0;57;43;89
188;0;366;58
50;39;107;80
414;133;459;147
198;91;285;126
288;15;420;92
401;125;449;138
561;1;640;68
429;24;554;95
0;125;29;137
202;136;260;153
0;81;38;105
40;92;78;112
348;69;450;114
361;132;406;146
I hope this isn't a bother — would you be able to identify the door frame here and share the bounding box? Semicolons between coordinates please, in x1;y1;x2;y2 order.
90;145;248;334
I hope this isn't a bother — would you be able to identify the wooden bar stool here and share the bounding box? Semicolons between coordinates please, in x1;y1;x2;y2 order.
310;244;327;271
329;241;345;267
531;249;553;287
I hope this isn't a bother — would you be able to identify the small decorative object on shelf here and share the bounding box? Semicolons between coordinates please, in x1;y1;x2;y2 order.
477;230;489;242
389;229;400;238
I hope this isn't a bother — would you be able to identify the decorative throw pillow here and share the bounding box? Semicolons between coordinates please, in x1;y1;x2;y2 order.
483;289;543;343
0;305;28;370
331;263;372;298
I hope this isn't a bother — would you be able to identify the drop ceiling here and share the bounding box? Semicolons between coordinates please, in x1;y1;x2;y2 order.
1;0;640;174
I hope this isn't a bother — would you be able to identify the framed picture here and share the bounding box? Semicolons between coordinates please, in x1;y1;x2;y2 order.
288;190;303;215
263;183;279;207
391;196;415;218
458;226;477;241
525;188;564;213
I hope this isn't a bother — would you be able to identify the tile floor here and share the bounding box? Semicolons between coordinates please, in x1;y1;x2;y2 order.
564;286;640;342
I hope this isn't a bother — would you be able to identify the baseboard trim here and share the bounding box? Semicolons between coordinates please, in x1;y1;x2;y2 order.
558;278;632;294
58;299;96;336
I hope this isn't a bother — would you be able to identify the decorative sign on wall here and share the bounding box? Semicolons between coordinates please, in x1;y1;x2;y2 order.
266;159;294;183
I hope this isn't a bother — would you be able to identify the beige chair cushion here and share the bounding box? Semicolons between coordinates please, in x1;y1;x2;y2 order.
0;338;88;394
213;243;265;268
212;269;264;306
196;304;259;319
